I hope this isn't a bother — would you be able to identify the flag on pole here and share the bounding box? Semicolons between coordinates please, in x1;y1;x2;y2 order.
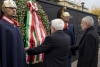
25;1;47;64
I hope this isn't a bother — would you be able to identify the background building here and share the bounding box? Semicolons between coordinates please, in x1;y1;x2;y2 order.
58;0;89;12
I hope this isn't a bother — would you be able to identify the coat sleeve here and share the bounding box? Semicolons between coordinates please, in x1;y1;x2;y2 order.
72;26;76;46
97;25;100;35
81;33;96;67
0;24;2;66
27;36;53;55
70;45;79;50
71;26;77;55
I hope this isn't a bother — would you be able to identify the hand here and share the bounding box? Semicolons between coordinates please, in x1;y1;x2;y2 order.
24;47;29;52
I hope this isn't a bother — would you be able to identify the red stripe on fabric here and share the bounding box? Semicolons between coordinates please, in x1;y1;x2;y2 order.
27;55;30;62
27;11;35;63
37;15;47;37
34;13;41;44
33;13;41;61
36;14;46;61
30;11;36;62
27;1;48;62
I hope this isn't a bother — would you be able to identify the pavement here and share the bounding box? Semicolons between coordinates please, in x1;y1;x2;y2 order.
72;48;100;67
98;48;100;67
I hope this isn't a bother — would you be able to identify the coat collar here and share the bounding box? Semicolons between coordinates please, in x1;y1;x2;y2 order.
54;30;64;34
84;26;95;35
79;26;95;45
2;14;20;26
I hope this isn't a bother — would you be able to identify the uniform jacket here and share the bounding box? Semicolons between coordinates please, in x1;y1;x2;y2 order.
63;24;76;57
0;19;26;67
27;30;70;67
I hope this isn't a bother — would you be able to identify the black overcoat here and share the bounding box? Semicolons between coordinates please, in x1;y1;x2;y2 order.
71;26;99;67
27;30;70;67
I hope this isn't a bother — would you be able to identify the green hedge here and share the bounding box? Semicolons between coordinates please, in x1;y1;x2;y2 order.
14;0;50;43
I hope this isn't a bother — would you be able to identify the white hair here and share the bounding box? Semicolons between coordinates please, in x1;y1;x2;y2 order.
82;16;94;26
51;19;64;30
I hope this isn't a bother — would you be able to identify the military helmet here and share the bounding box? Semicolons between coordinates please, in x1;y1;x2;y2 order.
61;12;70;17
1;0;17;17
2;0;17;8
57;7;72;18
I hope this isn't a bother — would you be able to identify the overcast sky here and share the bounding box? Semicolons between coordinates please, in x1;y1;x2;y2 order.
69;0;100;9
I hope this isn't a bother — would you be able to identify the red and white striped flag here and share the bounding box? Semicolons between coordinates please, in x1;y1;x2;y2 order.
25;1;47;64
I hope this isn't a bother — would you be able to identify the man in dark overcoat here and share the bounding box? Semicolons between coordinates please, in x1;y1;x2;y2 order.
71;16;99;67
25;19;70;67
57;7;76;67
